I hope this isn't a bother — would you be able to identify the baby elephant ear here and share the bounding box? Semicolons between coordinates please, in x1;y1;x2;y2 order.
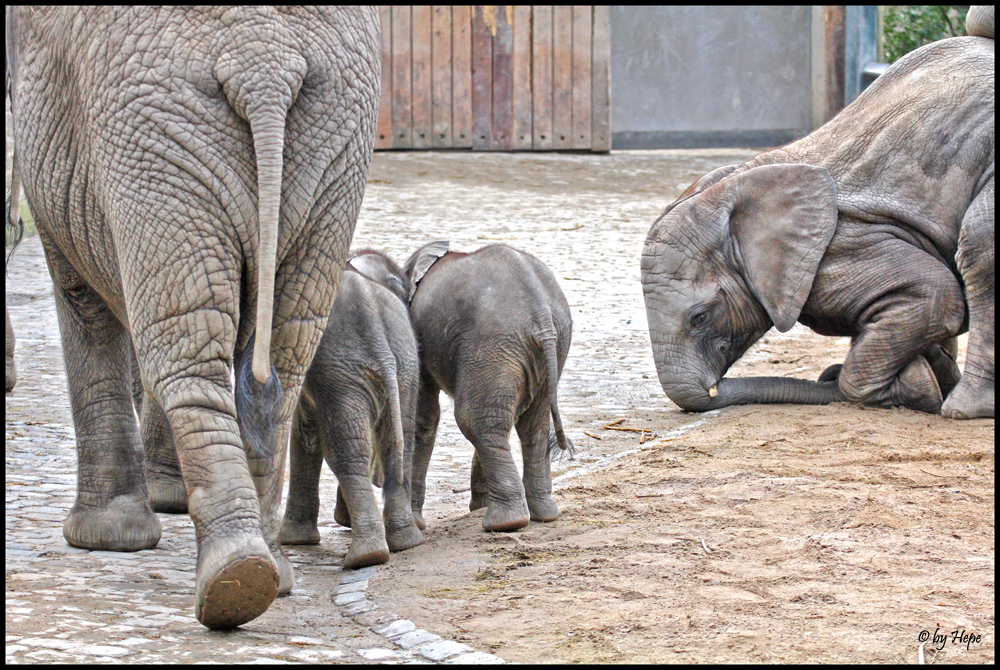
715;164;838;332
404;240;450;301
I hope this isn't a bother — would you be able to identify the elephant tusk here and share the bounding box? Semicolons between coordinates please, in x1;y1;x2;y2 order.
708;385;718;398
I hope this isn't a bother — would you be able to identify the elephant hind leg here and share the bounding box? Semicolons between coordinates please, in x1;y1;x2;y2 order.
516;390;559;523
50;258;160;551
943;176;994;419
454;372;528;532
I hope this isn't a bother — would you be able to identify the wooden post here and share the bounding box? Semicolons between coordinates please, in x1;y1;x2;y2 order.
824;5;846;122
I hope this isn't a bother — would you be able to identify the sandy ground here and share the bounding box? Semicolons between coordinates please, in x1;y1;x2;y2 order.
6;149;995;663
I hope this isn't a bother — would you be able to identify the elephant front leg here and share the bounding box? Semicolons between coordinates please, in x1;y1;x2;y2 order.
838;264;966;414
52;273;160;552
943;177;994;419
279;405;323;545
141;394;188;513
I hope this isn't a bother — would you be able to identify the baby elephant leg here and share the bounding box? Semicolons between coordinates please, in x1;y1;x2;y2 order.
516;392;559;522
279;405;323;546
837;249;966;413
943;177;994;419
454;379;529;532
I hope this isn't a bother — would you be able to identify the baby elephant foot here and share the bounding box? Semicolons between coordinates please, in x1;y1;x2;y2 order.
273;544;295;596
923;343;962;399
147;470;188;514
344;534;391;569
64;496;161;551
942;375;994;419
385;522;423;553
483;496;530;532
334;500;352;528
469;490;489;512
527;495;560;522
818;364;842;383
278;519;321;546
893;355;943;414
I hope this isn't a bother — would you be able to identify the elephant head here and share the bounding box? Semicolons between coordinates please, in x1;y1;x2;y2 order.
347;249;411;304
641;164;838;411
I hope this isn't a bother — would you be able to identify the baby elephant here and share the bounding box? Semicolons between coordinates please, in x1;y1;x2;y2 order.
280;250;422;569
404;241;574;533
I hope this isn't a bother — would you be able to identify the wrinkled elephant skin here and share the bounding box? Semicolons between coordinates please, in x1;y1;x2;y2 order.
280;250;423;569
404;242;574;533
6;6;381;628
641;12;994;419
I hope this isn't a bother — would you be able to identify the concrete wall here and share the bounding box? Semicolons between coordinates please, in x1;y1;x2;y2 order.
610;6;815;149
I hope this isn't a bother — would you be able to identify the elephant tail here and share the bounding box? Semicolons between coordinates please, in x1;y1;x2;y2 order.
381;357;407;486
540;322;574;459
222;47;307;462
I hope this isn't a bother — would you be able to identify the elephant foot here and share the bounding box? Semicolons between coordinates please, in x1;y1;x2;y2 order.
64;497;161;551
469;490;489;512
527;495;560;522
483;498;530;533
344;534;390;569
147;471;188;514
278;519;321;546
818;364;842;383
333;500;352;528
274;545;295;595
386;521;422;553
411;509;427;531
893;355;943;414
195;535;279;630
942;375;994;419
924;343;962;399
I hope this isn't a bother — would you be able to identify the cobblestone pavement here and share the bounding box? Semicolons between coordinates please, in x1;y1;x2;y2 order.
6;149;759;663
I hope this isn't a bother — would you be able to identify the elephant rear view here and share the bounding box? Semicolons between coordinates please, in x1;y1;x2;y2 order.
404;242;574;533
6;7;381;628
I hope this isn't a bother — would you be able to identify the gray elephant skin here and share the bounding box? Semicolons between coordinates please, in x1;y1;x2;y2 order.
641;9;994;419
6;7;381;628
404;242;574;533
280;249;423;569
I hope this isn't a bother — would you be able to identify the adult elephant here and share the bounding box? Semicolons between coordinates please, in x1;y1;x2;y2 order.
641;7;993;419
6;7;381;628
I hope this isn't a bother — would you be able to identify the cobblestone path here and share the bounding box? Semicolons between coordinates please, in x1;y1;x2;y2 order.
6;149;757;662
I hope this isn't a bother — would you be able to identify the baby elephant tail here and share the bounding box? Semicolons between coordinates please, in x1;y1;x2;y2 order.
541;331;574;460
382;359;406;486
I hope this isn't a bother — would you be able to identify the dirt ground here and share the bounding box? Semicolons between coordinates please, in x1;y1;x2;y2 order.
6;149;995;663
360;153;996;664
370;335;995;664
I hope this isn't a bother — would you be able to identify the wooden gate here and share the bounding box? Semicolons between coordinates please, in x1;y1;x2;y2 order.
375;6;610;151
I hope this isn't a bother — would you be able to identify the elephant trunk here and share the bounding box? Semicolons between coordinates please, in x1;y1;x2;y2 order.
650;337;842;411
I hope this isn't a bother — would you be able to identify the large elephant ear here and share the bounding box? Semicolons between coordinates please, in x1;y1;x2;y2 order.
403;240;450;301
706;164;838;332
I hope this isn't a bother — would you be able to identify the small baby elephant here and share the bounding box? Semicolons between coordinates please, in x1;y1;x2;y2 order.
280;250;422;569
404;241;574;533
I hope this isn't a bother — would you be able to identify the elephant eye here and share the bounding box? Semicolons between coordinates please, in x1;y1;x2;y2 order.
690;310;708;328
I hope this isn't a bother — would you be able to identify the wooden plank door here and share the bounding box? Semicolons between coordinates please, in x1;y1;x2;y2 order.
375;5;610;151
